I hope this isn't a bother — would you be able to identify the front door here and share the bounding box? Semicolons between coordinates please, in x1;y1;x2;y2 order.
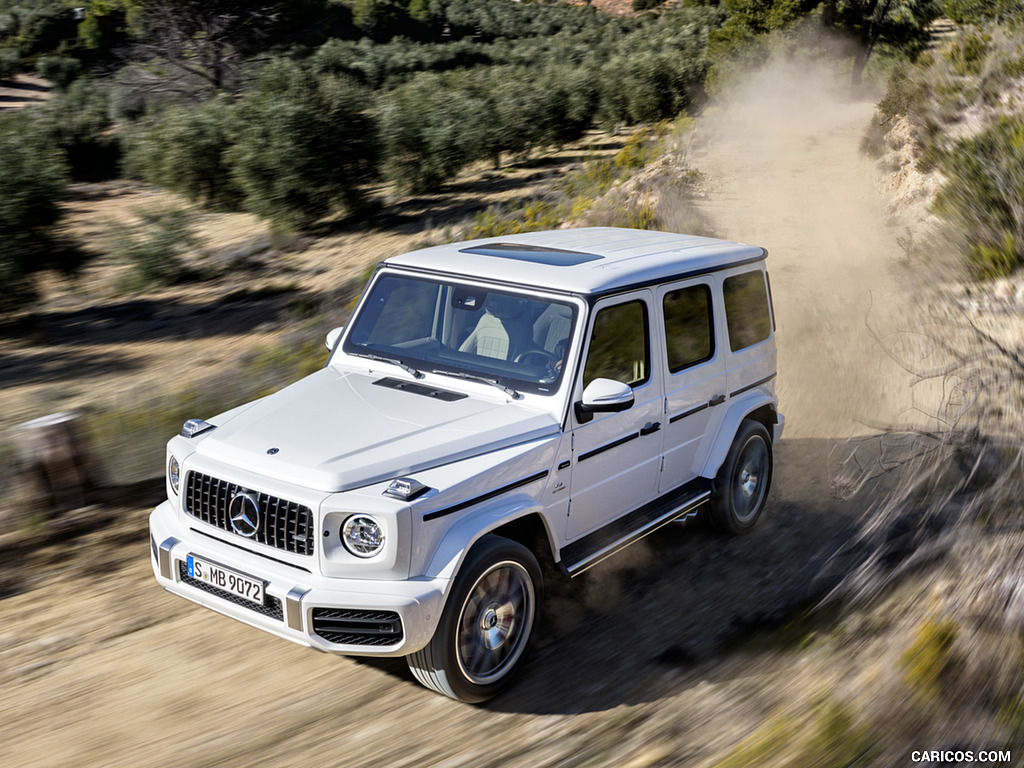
566;292;663;540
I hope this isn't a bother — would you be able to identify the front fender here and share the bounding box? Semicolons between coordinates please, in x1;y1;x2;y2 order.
423;495;544;581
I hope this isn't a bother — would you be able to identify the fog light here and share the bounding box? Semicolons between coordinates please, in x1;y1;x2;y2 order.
168;456;180;495
342;515;384;558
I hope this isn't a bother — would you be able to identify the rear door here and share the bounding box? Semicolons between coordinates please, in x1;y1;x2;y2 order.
722;267;777;396
655;276;729;493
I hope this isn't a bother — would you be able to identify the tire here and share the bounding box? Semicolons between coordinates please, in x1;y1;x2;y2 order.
704;419;773;535
407;535;542;703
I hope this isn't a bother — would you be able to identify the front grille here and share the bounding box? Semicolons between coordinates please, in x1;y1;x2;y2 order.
312;608;404;646
178;560;283;621
184;471;315;556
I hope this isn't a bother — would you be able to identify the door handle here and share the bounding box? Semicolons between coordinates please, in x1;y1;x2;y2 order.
709;394;726;407
640;421;661;436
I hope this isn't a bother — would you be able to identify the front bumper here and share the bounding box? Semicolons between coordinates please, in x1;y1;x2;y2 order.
149;500;448;656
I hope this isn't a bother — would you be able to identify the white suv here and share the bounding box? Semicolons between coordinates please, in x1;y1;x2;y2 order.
149;227;783;702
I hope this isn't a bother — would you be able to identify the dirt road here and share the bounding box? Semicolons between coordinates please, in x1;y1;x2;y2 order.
0;73;926;768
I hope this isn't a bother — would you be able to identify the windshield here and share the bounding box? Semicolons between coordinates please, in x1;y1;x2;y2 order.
343;273;578;395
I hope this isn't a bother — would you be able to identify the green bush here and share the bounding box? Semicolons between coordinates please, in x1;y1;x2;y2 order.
0;111;85;314
123;95;241;210
107;206;197;288
227;60;379;230
901;617;959;699
877;65;926;119
934;115;1024;277
0;46;18;79
378;71;484;191
35;54;81;89
944;0;1024;26
33;78;120;181
944;30;992;76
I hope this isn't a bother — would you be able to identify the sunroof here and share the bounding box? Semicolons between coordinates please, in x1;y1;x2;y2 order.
460;243;604;266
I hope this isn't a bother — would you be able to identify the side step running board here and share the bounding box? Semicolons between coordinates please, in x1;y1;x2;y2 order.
560;479;711;577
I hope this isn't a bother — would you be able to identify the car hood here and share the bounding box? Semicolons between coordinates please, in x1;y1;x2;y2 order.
195;368;560;492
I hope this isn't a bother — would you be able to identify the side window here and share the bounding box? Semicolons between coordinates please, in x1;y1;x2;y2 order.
663;284;714;372
582;300;650;388
723;271;771;352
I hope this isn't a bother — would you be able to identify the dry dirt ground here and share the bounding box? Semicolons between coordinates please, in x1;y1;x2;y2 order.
0;74;50;112
0;73;944;766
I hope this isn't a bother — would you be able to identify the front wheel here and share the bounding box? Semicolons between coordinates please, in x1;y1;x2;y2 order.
704;419;773;535
407;535;542;703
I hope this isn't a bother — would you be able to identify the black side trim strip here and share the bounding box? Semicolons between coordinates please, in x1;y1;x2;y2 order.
669;402;709;424
730;373;777;398
422;470;549;522
578;432;640;463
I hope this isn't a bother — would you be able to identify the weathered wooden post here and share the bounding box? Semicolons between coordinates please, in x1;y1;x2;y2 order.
13;411;92;514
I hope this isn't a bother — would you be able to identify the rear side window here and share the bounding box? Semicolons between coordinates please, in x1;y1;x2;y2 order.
723;271;771;352
583;300;650;388
663;284;714;372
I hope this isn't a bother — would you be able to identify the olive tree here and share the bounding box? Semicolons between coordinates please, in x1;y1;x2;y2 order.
226;61;379;230
0;113;85;314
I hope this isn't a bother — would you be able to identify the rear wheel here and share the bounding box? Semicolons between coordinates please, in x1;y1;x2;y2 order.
407;535;542;703
704;419;773;534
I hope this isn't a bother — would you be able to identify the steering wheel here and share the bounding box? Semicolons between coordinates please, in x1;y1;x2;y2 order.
514;349;560;367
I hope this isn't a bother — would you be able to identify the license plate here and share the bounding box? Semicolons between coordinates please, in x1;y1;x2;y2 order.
186;555;265;606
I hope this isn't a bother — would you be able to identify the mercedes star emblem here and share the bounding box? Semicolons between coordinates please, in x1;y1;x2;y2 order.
228;491;261;538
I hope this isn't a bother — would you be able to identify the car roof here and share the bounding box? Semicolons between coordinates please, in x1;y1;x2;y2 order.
383;227;766;296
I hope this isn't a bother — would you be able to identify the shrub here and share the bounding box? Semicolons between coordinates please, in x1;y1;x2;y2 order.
901;617;959;699
944;0;1024;26
34;78;120;181
378;71;484;191
227;61;379;230
107;206;198;288
123;95;241;210
0;47;18;79
35;54;80;89
0;111;85;314
934;115;1024;277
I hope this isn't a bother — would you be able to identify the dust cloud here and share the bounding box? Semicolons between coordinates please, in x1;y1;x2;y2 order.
692;58;942;441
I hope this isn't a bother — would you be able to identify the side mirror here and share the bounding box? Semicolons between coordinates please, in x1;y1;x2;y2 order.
325;326;344;351
575;378;634;422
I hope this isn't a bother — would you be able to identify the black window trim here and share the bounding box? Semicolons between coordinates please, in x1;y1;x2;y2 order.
582;296;652;391
722;268;773;353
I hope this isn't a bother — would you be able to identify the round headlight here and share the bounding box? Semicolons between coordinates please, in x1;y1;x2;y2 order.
342;515;384;558
168;456;180;495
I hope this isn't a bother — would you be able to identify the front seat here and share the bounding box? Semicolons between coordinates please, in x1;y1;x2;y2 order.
459;295;531;360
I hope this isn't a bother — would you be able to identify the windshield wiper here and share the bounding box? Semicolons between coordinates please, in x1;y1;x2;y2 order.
431;369;520;400
351;351;423;379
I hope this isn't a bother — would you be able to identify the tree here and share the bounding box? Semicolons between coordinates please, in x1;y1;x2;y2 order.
121;0;336;97
122;94;240;209
378;71;483;191
821;0;941;88
0;113;86;314
226;60;379;230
